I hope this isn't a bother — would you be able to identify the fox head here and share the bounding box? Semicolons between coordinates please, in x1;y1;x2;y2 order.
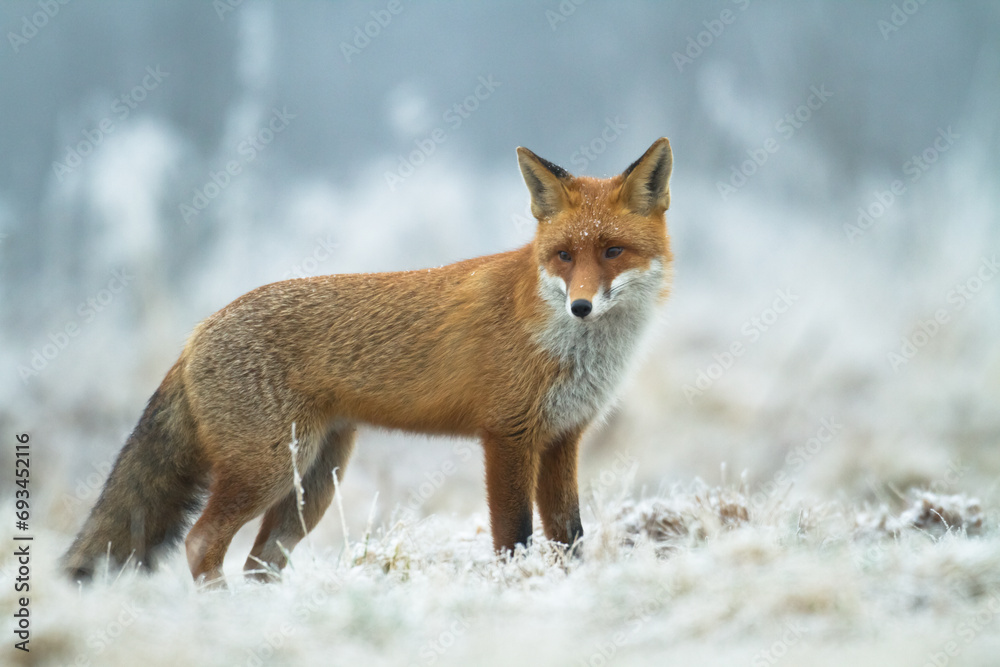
517;138;673;321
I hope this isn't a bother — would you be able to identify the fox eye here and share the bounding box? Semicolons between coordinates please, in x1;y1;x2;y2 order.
605;246;624;259
558;251;572;262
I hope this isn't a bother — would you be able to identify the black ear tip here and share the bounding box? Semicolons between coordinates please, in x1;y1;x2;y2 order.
652;137;671;155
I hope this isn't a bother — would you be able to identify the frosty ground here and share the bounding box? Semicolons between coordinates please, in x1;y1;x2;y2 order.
3;480;999;667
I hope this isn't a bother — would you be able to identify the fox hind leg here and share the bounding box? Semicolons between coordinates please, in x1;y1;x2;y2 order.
244;422;357;579
185;424;330;586
185;471;282;588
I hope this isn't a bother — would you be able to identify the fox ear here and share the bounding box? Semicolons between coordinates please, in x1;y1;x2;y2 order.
620;138;672;214
516;147;573;220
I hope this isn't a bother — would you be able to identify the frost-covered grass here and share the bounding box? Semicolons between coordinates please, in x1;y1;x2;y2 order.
5;485;1000;667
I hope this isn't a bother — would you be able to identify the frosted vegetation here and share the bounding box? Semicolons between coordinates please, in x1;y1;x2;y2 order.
3;484;999;665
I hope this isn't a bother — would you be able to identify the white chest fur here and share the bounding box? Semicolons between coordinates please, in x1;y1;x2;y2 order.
534;260;666;436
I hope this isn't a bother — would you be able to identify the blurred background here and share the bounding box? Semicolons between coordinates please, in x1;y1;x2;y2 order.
1;1;998;550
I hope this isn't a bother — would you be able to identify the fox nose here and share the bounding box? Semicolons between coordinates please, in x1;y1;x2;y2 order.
570;299;592;318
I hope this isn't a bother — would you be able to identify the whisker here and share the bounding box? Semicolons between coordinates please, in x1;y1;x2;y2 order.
609;278;638;296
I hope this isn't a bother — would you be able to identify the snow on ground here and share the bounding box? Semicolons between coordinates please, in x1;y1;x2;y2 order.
4;486;1000;667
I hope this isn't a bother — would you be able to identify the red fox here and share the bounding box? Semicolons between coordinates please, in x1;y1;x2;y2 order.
63;138;674;585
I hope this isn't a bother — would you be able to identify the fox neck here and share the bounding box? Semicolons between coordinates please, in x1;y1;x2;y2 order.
533;258;667;436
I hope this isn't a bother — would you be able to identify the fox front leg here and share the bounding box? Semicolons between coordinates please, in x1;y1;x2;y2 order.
536;429;584;548
483;434;539;553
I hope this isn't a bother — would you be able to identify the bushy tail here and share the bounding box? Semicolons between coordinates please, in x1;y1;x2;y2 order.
63;361;207;581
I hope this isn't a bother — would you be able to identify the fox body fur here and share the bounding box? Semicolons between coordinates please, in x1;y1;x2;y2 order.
63;138;674;585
